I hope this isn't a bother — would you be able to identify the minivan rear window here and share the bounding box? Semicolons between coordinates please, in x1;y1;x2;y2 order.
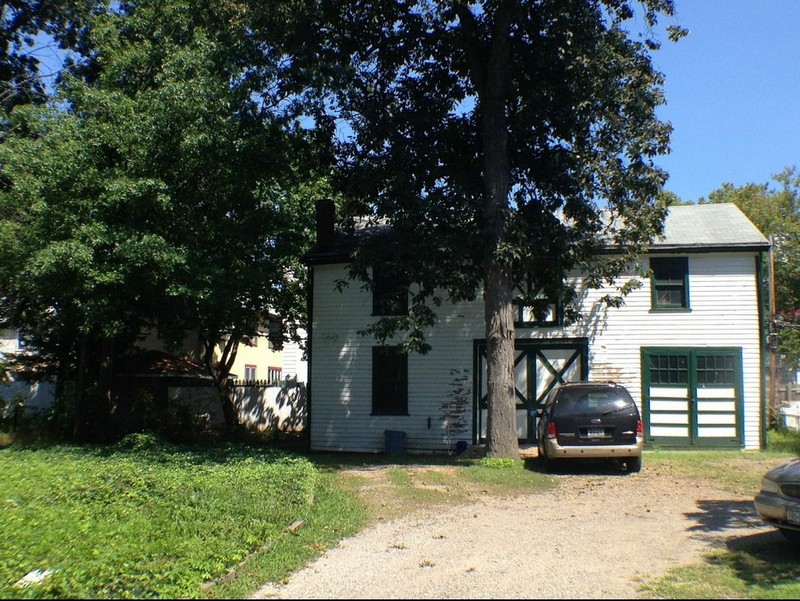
552;389;635;418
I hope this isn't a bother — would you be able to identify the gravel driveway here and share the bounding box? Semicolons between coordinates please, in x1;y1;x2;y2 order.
252;458;775;599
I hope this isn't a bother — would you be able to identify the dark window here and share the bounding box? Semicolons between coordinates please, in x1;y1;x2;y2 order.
648;354;689;385
552;388;636;419
267;320;282;349
267;366;282;385
372;346;408;415
650;257;689;310
696;355;735;385
513;297;561;327
372;271;409;316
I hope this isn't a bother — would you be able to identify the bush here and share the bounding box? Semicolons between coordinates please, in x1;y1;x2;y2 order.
469;456;521;469
0;392;72;446
766;427;800;454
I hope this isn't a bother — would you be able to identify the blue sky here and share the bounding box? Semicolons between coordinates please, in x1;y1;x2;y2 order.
651;1;800;202
29;2;797;204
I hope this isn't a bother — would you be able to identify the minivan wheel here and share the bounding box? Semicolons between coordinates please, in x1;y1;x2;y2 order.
626;456;642;473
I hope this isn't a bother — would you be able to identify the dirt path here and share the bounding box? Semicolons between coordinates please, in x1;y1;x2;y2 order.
252;462;775;599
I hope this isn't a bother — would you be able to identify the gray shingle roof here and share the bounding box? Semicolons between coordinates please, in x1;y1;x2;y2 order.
653;203;769;251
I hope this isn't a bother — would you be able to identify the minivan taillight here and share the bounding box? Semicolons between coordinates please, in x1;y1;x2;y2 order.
546;422;557;439
636;419;643;436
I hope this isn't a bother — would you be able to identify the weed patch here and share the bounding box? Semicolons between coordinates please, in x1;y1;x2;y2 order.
0;437;346;599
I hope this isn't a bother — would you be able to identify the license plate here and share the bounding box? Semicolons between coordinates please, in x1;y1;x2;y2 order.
787;507;800;525
587;428;605;438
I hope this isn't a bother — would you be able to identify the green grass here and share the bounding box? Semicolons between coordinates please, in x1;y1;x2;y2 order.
3;430;800;599
0;434;366;599
644;448;791;495
639;429;800;599
319;452;556;521
204;471;366;599
640;545;800;599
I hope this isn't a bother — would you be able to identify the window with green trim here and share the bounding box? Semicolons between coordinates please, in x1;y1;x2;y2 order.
512;297;561;327
696;355;735;385
648;353;689;385
372;346;408;415
512;279;563;327
650;257;689;310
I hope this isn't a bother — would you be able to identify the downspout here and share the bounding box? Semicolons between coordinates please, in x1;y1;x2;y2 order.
305;264;314;452
756;250;768;449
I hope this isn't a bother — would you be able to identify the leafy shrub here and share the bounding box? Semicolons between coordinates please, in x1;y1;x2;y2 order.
767;427;800;454
0;392;72;445
471;456;520;469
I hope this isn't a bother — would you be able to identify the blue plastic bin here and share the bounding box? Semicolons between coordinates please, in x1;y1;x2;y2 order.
384;430;406;455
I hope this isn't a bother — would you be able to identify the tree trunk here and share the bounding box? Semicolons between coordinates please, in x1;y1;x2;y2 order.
93;337;114;441
478;1;519;459
202;332;242;437
72;335;90;442
72;336;114;442
218;379;239;437
483;262;519;458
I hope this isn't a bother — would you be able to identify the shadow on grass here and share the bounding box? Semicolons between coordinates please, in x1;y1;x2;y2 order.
709;529;800;589
679;496;800;591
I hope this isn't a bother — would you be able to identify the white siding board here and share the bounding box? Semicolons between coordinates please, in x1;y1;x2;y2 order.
311;252;765;452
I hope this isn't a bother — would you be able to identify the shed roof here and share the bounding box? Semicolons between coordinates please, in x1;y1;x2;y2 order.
115;350;211;380
653;203;769;251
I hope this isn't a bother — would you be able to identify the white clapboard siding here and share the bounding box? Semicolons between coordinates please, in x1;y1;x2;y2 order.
310;251;763;452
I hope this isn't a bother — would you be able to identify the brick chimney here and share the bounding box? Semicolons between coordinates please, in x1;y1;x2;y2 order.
315;199;335;251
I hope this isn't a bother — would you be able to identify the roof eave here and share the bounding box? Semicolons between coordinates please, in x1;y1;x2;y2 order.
646;242;771;254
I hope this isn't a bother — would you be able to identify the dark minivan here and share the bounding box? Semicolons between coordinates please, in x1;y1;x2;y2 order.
536;381;643;472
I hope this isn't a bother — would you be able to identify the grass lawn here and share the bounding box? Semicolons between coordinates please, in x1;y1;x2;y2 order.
2;429;799;599
0;433;366;599
638;428;800;599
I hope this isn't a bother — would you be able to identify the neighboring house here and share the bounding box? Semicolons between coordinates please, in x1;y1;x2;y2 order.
135;325;288;385
109;325;309;433
304;201;771;454
0;329;56;416
1;322;309;432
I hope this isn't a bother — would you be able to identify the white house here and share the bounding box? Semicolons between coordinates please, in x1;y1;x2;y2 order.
0;329;57;416
304;201;770;454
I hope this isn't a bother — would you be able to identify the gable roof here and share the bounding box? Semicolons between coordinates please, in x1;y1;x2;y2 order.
653;203;769;252
304;201;771;264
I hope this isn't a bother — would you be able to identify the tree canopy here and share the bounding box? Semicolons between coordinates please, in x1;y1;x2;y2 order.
1;0;686;453
701;167;800;371
0;0;330;440
300;0;683;457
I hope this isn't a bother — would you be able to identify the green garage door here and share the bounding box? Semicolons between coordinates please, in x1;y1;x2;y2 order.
642;347;743;447
475;339;588;443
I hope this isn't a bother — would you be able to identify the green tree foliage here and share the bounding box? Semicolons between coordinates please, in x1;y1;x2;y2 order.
0;0;328;440
298;0;683;457
0;1;95;117
701;167;800;370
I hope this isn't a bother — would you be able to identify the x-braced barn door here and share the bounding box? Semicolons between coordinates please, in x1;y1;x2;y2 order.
475;339;588;443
